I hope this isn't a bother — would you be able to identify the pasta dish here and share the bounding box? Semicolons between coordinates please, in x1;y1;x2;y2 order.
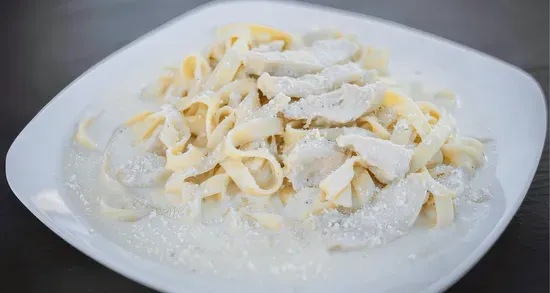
73;24;487;253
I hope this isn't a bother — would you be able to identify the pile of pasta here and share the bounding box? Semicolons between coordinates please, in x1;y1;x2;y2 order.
81;24;485;230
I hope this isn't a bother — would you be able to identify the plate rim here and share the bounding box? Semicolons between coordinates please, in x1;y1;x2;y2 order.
5;1;548;292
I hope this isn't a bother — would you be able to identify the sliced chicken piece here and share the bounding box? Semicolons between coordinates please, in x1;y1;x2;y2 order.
283;83;384;124
366;172;428;229
258;63;375;99
324;173;428;251
243;39;359;77
337;134;413;183
284;136;346;191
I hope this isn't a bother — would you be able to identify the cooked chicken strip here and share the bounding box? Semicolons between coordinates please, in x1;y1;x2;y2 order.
325;172;428;251
283;83;384;124
285;136;346;191
243;39;359;77
258;63;375;99
337;134;413;183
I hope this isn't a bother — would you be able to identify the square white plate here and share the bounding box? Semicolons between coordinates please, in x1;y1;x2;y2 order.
6;1;547;292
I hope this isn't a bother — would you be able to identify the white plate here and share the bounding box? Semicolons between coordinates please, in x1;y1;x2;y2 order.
6;1;547;292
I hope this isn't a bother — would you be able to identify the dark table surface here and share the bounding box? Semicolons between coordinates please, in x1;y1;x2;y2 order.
1;0;548;292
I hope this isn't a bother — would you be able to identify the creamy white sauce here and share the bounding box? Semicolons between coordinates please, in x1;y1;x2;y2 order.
60;78;503;288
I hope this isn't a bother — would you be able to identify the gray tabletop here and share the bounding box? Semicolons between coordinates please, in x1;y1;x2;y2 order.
1;0;548;292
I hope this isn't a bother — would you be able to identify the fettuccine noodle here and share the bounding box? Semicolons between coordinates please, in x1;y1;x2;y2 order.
76;24;487;243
